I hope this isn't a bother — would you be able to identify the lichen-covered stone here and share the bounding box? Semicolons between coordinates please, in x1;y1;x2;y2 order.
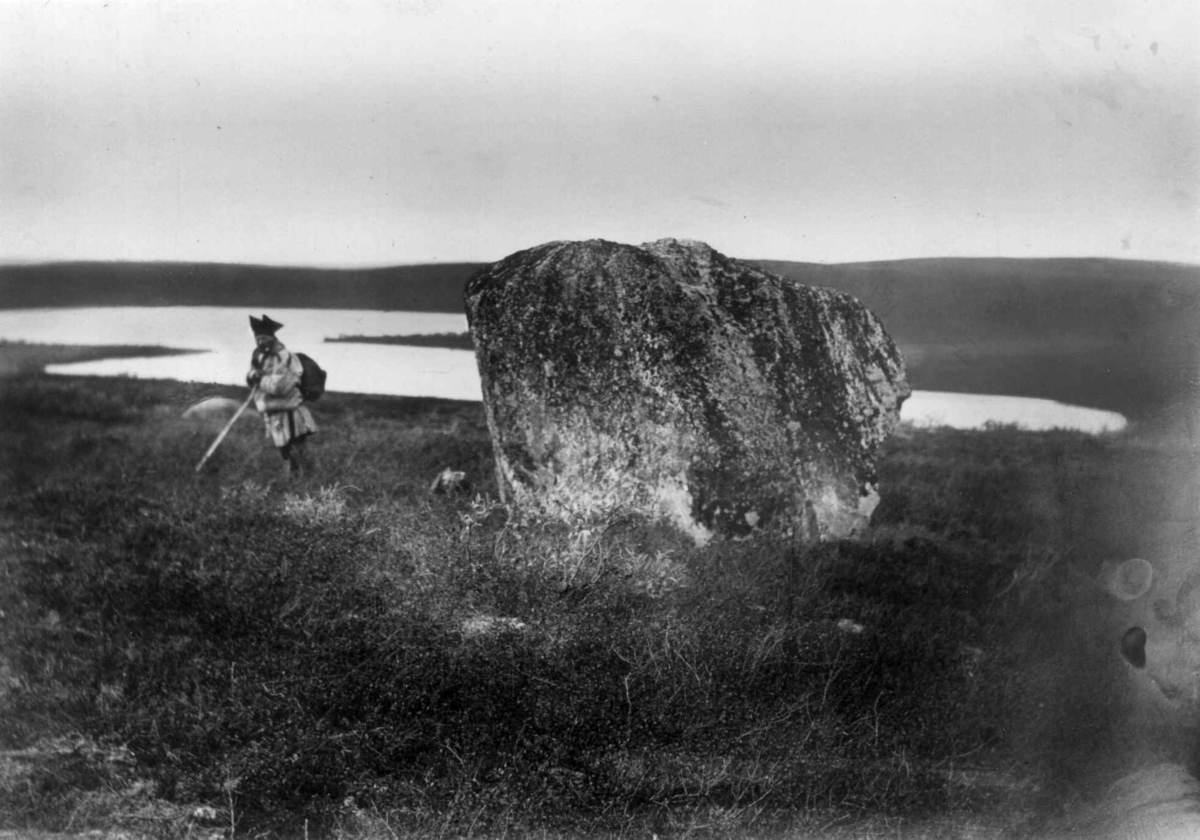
464;238;910;544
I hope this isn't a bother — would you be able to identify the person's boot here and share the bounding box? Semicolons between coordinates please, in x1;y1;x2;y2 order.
279;444;299;478
290;442;311;478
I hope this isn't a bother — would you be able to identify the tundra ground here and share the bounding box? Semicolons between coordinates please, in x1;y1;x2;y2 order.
0;359;1195;838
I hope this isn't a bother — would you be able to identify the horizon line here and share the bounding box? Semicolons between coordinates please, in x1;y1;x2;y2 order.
2;252;1199;271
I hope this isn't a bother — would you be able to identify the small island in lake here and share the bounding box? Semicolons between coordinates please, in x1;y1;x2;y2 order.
327;332;475;351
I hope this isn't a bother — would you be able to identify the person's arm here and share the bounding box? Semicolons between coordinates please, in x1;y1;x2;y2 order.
258;350;301;396
247;348;265;386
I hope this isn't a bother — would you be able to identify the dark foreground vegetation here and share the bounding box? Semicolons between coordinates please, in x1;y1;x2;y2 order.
1;364;1196;838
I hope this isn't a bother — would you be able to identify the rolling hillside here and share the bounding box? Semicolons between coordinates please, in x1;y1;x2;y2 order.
0;261;483;312
758;257;1200;425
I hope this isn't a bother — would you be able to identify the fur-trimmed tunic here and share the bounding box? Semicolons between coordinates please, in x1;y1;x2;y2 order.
249;340;317;447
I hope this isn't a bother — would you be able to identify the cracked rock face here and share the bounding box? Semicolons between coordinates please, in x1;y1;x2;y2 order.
464;238;910;544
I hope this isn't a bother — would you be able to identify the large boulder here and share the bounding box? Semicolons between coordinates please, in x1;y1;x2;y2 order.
464;238;910;544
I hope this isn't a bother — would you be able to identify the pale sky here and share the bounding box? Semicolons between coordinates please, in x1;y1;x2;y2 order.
2;0;1197;266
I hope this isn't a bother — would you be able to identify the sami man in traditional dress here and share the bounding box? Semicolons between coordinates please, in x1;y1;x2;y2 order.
247;314;317;476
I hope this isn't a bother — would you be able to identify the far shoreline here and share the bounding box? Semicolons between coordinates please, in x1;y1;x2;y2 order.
0;340;200;376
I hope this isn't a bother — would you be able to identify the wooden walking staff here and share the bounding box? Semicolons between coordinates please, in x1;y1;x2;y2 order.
194;388;257;473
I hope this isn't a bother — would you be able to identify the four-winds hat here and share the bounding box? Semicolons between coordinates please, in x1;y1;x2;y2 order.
249;314;284;336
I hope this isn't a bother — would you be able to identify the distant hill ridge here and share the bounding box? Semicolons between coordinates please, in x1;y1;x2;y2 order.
761;257;1200;423
3;255;1197;422
758;256;1200;346
3;256;1196;323
0;261;485;312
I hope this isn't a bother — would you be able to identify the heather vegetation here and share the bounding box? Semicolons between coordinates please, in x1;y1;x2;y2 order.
0;362;1193;838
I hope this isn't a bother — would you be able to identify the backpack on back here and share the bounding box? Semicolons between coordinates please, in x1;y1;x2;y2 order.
296;352;327;402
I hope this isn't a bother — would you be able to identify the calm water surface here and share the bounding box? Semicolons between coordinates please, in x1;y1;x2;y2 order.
0;307;1128;433
1;306;478;401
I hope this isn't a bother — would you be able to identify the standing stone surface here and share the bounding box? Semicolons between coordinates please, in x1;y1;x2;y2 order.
464;238;910;544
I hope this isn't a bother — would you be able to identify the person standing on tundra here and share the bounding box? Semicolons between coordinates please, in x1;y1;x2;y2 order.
247;314;317;476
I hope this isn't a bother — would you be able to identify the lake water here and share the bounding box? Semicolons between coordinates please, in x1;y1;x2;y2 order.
0;306;479;402
0;306;1128;434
